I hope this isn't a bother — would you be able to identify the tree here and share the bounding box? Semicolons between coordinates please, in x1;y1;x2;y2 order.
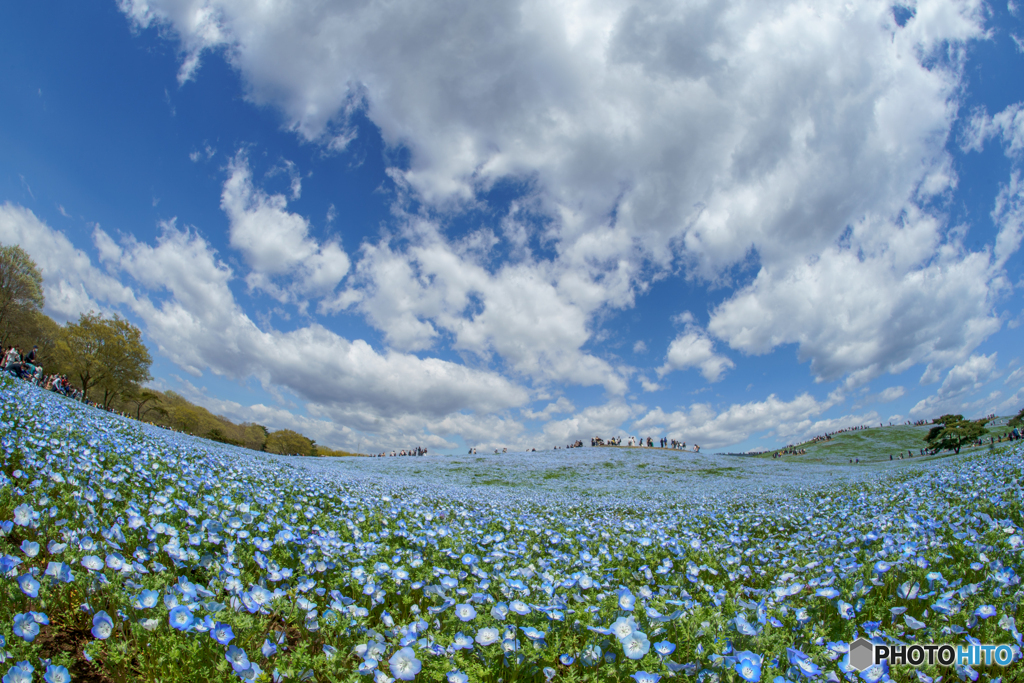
123;387;166;421
0;244;44;347
1009;408;1024;428
240;423;269;452
58;313;152;405
925;414;989;454
264;429;315;457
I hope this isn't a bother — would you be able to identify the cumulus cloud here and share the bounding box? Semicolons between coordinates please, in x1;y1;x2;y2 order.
221;153;351;300
878;386;906;403
633;391;845;448
0;203;137;320
542;400;643;445
117;0;1003;395
910;353;1001;417
335;227;629;393
708;208;1003;387
658;323;734;383
962;102;1024;158
8;206;531;449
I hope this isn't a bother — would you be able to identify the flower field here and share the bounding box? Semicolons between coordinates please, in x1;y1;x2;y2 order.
1;376;1022;683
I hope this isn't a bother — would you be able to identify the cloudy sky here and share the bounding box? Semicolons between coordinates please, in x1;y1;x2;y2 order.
1;0;1022;453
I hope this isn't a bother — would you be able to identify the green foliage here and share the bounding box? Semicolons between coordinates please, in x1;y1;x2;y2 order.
265;428;316;456
924;414;989;454
1009;407;1024;428
57;312;153;406
0;242;44;346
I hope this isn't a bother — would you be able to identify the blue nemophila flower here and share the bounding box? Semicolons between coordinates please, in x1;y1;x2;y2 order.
212;622;235;645
735;655;762;683
509;600;530;616
447;671;468;683
3;662;33;683
44;561;73;584
226;645;251;674
618;588;636;611
454;603;477;621
837;601;855;619
814;587;839;599
653;641;675;657
904;614;926;630
559;654;575;665
323;644;337;659
169;605;194;631
92;611;114;640
137;589;159;609
43;664;71;683
974;605;996;619
389;647;421;681
261;638;277;658
475;627;500;646
610;615;637;640
631;671;661;683
80;555;104;572
19;541;39;558
873;561;891;574
621;631;651;660
858;662;888;683
16;574;39;598
12;614;39;643
12;504;33;527
451;632;474;651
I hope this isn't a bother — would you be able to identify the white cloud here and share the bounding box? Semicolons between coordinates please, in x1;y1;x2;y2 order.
910;353;1000;417
521;396;575;421
337;227;629;392
962;102;1024;158
221;153;350;299
0;203;137;321
7;206;532;449
633;391;848;448
118;0;1000;394
632;340;647;354
542;400;643;445
878;385;906;403
658;325;734;383
992;171;1024;271
708;208;1003;387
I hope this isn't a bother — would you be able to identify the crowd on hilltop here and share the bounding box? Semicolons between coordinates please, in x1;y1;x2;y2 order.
807;423;871;443
373;446;429;457
3;344;90;404
589;435;701;452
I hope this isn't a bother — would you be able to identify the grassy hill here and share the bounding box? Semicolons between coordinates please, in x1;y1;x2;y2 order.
752;419;1016;465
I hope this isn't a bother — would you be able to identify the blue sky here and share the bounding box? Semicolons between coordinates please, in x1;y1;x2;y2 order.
1;0;1022;454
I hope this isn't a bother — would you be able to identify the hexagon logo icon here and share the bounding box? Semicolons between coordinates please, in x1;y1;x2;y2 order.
849;638;875;671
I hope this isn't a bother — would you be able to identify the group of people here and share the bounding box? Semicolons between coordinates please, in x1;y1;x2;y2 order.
373;446;429;457
807;423;871;444
4;343;94;404
589;435;699;452
2;345;42;382
770;447;807;458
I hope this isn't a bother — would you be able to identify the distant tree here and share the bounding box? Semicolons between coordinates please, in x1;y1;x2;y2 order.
58;313;152;406
241;423;269;452
925;414;989;454
1009;408;1024;428
206;428;242;446
123;386;166;421
0;244;45;347
265;429;315;456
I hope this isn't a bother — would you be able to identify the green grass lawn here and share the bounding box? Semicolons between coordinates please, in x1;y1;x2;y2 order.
751;419;1016;465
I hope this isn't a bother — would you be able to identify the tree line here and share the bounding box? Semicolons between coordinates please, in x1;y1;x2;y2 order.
0;242;359;457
